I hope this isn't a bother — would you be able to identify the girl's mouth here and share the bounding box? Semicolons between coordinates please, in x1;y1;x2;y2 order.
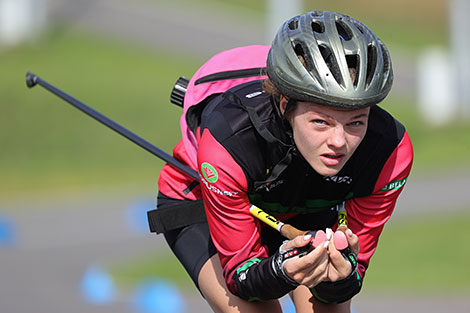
321;153;345;166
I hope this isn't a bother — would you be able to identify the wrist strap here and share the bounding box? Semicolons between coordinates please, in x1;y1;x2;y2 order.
272;240;312;286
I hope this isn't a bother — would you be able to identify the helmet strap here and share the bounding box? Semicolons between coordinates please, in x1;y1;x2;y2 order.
282;98;297;118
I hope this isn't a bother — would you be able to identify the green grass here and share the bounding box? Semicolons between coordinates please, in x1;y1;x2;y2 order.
109;211;470;294
0;29;202;197
379;97;470;173
363;210;470;293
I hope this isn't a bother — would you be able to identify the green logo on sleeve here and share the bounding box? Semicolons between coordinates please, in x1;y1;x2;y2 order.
201;162;219;183
236;258;261;274
380;176;408;192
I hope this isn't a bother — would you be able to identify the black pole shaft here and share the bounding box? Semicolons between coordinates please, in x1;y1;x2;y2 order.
26;72;199;181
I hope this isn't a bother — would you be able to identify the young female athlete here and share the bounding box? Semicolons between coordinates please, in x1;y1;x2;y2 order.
148;10;413;313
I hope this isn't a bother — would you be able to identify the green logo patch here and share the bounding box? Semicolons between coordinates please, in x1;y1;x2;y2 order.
236;258;261;274
380;177;408;192
201;162;218;183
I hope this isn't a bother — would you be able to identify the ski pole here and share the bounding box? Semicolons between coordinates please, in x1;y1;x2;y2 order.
25;72;199;181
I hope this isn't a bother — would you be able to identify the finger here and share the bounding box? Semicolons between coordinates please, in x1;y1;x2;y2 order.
296;250;330;286
283;244;329;285
327;232;339;257
345;229;360;255
281;233;314;250
333;230;349;251
285;239;328;272
303;260;330;287
327;235;353;281
328;235;350;268
312;230;327;249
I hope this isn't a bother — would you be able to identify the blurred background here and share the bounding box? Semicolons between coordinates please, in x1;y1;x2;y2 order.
1;0;469;312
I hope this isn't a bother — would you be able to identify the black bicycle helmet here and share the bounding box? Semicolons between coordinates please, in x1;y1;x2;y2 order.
267;11;393;109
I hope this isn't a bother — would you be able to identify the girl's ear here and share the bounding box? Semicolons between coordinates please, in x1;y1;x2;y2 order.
279;95;289;116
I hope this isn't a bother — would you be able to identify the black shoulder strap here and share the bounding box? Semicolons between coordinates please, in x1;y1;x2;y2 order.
195;68;266;85
223;89;297;191
253;145;297;191
223;90;290;147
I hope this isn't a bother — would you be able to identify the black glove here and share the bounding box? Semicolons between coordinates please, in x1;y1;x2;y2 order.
310;247;362;304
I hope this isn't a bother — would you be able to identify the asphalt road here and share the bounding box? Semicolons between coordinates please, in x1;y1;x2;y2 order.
1;168;469;313
0;193;214;313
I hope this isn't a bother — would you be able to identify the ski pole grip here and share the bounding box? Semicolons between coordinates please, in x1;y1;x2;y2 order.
279;224;308;240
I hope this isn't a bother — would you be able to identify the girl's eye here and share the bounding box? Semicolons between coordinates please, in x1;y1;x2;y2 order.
348;121;364;127
313;119;327;125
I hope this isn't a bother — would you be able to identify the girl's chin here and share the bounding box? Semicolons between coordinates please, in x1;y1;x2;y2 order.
317;168;341;177
309;162;342;177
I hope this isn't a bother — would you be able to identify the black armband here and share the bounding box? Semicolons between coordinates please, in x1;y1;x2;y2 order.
310;248;362;304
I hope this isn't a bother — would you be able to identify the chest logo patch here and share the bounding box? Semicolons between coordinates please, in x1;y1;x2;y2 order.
380;177;408;192
323;175;352;184
201;162;219;183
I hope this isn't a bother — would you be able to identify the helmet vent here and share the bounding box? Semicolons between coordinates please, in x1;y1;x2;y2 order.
294;43;305;58
319;44;343;86
346;55;359;86
311;21;324;33
380;43;390;73
366;44;378;86
288;18;299;30
293;42;314;72
352;22;365;34
335;20;352;41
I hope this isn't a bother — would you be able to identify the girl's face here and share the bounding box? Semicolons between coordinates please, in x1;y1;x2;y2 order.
280;96;370;177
